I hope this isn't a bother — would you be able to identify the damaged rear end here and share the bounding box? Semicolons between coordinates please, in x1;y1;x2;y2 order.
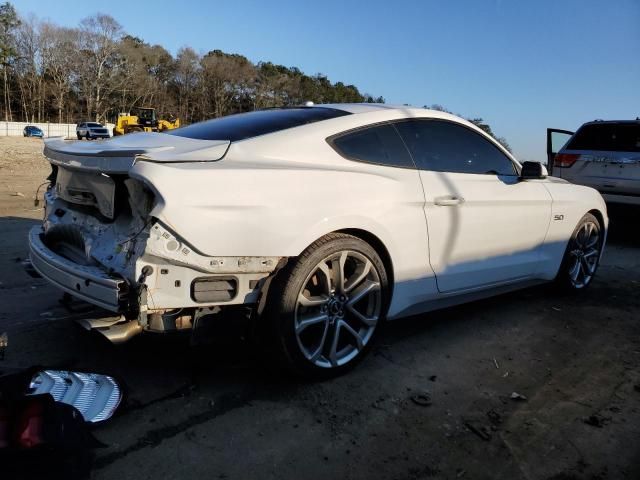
30;133;281;343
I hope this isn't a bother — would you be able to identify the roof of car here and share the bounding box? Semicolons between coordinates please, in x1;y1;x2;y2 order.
582;119;640;126
317;103;432;115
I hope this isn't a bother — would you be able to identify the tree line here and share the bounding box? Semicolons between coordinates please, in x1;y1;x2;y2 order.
0;2;510;151
0;3;383;126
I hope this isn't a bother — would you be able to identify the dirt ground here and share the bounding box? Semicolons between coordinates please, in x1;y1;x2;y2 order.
0;136;639;480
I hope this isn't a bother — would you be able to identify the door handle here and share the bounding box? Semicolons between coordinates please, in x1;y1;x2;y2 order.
434;196;464;206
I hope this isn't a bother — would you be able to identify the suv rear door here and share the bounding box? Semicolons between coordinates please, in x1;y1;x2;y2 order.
546;128;574;175
552;122;640;197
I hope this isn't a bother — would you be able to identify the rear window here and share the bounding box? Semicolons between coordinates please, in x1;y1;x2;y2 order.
566;123;640;152
331;124;415;168
169;107;350;142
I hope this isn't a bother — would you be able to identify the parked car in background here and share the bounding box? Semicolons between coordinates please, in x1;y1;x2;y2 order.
548;119;640;205
32;104;607;377
76;122;110;140
23;125;44;138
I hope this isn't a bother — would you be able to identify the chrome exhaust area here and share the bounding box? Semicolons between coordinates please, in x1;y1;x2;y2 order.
75;315;143;344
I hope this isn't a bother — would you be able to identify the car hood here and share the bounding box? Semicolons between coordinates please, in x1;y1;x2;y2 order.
44;132;230;174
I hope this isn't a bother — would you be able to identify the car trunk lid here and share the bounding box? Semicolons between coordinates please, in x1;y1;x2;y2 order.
44;132;230;174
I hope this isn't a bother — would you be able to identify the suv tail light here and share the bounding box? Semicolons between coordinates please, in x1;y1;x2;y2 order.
554;153;580;168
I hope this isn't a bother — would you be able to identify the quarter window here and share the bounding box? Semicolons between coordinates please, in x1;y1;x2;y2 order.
331;124;415;168
395;120;516;175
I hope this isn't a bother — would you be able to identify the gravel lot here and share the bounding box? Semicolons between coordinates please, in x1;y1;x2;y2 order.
1;136;639;480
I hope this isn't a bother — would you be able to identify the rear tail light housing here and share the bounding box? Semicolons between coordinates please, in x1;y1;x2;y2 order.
14;397;46;448
554;153;580;168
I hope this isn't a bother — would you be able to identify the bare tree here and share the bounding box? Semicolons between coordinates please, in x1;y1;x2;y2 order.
14;15;46;122
199;50;255;118
117;35;175;119
174;46;199;123
0;1;19;121
77;13;123;121
41;23;78;123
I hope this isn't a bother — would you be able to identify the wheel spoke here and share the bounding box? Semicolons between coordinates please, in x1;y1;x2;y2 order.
583;247;599;259
308;320;330;362
585;234;599;249
575;228;583;248
580;256;595;276
328;322;341;367
296;312;329;334
347;280;380;306
317;262;333;294
577;261;586;283
298;292;328;308
330;251;348;294
345;259;372;294
346;303;378;327
341;321;364;351
569;259;581;282
577;224;590;248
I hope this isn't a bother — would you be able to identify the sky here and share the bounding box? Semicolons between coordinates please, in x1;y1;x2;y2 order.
14;0;640;162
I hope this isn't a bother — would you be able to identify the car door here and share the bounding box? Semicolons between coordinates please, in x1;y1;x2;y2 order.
546;128;574;175
395;119;552;294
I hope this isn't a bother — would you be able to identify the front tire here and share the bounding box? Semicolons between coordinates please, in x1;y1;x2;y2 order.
266;233;389;378
556;213;603;290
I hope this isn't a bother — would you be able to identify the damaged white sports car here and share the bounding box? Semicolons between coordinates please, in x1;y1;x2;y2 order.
30;104;607;376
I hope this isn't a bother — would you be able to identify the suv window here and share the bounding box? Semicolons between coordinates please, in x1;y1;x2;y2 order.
395;119;516;175
331;123;414;168
565;123;640;152
169;107;350;142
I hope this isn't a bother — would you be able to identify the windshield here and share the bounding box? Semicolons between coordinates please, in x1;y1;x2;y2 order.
87;123;102;128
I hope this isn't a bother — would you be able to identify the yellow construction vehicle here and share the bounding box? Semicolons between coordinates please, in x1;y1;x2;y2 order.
112;107;180;136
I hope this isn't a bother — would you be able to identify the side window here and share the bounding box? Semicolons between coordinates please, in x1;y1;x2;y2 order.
331;124;415;168
395;120;516;175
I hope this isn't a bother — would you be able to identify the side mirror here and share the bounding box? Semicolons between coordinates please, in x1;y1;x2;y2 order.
520;161;547;180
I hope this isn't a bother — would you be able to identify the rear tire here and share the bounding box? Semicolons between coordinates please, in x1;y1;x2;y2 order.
265;233;389;378
555;213;603;290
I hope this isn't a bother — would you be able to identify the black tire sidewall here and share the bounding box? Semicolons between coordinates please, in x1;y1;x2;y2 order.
267;234;389;378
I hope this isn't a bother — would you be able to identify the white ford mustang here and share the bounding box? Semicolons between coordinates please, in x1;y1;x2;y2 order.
31;104;607;376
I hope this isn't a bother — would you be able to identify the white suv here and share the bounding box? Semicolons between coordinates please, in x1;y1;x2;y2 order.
548;120;640;205
76;122;110;140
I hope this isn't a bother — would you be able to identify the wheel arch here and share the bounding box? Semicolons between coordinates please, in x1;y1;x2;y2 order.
257;228;396;317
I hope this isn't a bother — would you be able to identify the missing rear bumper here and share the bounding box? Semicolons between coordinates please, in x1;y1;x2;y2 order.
29;227;129;312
